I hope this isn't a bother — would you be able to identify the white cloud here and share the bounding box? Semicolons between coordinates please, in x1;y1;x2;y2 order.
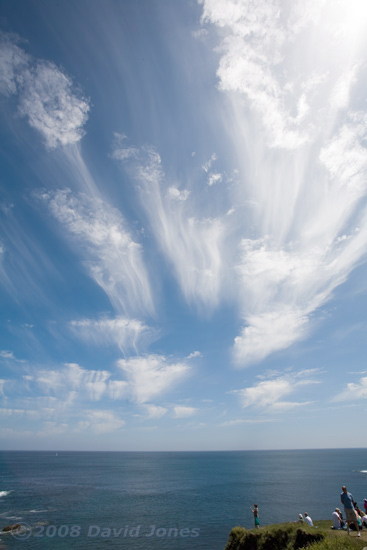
82;410;125;434
200;0;366;150
219;419;246;427
234;310;309;366
201;0;313;149
108;380;129;400
238;377;293;409
117;354;190;404
218;418;276;427
233;111;367;365
108;2;367;367
167;186;190;201
207;172;223;186
4;353;192;424
187;351;202;360
113;144;228;309
0;33;29;96
332;377;367;402
330;66;358;111
270;401;312;412
37;422;69;437
192;28;209;40
69;316;154;353
0;350;26;363
18;62;89;149
143;404;168;419
112;147;139;160
41;189;153;316
0;350;16;360
235;372;318;413
111;134;139;161
173;405;197;418
0;408;38;417
198;4;367;368
202;153;218;173
0;34;89;148
36;362;111;402
319;113;367;202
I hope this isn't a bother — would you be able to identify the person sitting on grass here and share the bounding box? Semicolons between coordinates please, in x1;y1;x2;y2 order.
332;509;342;529
304;513;314;527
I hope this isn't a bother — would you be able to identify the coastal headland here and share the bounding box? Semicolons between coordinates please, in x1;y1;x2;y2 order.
225;520;367;550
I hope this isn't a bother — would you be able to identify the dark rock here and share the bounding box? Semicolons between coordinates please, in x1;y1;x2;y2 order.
1;523;21;532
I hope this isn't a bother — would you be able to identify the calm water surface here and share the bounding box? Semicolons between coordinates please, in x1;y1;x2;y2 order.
0;449;367;549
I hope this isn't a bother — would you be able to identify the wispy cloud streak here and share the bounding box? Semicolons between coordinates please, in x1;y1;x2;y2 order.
112;136;228;309
199;0;367;365
234;370;319;413
40;188;154;316
35;362;111;402
0;200;58;303
69;316;155;353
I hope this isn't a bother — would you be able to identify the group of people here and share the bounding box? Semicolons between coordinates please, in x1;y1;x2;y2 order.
331;486;367;536
250;486;366;535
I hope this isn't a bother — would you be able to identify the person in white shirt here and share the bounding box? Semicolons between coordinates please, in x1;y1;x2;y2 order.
304;513;314;527
332;509;342;529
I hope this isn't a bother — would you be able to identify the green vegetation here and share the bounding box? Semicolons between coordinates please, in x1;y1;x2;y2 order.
225;520;367;550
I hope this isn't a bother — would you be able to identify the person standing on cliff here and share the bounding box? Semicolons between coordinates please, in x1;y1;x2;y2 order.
250;504;260;529
340;485;361;537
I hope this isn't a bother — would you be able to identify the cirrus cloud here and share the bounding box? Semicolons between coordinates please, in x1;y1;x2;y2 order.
41;189;154;316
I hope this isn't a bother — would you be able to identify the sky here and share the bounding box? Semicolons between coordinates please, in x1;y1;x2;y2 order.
0;0;366;452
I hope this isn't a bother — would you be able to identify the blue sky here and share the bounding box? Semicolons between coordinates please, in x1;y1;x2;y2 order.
0;0;366;451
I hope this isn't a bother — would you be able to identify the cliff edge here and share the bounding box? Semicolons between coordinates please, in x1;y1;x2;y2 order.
225;520;366;550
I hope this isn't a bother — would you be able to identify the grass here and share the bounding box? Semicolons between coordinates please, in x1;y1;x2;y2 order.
224;520;367;550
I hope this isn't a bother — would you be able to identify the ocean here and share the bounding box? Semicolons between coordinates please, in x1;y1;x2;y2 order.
0;449;366;549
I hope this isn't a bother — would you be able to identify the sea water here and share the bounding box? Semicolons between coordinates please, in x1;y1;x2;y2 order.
0;449;366;549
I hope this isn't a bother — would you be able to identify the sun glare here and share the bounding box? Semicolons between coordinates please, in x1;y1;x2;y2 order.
341;0;367;33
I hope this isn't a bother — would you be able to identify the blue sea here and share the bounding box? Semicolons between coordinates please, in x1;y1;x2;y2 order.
0;449;366;549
